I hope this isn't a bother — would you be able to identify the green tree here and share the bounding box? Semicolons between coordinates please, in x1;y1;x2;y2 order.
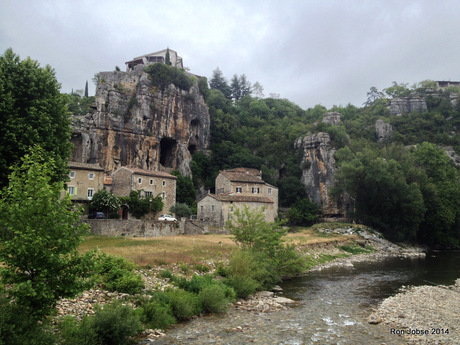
89;189;121;218
0;147;91;317
209;67;232;100
170;202;193;219
124;190;163;219
165;47;171;66
413;142;460;247
287;197;320;227
0;48;72;188
84;80;88;98
171;170;196;207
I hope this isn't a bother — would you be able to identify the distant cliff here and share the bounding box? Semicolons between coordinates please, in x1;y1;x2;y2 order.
70;66;210;176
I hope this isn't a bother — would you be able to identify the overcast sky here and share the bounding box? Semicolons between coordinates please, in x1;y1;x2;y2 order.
1;0;459;109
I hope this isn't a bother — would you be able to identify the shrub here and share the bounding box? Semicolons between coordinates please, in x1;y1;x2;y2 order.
0;294;56;345
92;252;144;294
159;269;173;279
138;298;176;329
194;263;210;273
164;289;202;320
59;300;143;345
199;284;230;313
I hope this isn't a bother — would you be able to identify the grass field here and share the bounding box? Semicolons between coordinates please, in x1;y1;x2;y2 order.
78;225;359;267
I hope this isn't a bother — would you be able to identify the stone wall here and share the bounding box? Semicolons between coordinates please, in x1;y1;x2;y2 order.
86;219;185;237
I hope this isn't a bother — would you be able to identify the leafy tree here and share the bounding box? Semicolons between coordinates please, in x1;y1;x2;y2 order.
89;189;121;218
286;197;320;227
413;142;460;247
145;63;193;91
0;48;72;188
171;170;196;207
209;67;232;99
64;89;95;115
228;206;306;281
170;202;193;219
124;190;163;219
364;86;384;106
0;147;91;317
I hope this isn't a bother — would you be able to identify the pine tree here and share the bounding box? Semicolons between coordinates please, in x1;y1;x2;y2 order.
165;47;171;66
84;80;88;98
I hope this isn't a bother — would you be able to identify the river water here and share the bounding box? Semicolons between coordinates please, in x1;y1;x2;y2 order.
148;251;460;345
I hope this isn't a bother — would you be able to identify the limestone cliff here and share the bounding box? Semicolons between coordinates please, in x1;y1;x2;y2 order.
70;66;210;176
295;132;346;217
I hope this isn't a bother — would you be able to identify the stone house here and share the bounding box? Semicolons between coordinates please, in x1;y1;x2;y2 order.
111;166;177;216
125;48;183;71
67;162;105;202
197;168;278;226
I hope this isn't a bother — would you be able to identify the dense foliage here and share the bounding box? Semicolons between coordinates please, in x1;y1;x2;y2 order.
0;147;91;317
144;62;194;91
89;189;122;218
192;70;460;247
0;48;72;188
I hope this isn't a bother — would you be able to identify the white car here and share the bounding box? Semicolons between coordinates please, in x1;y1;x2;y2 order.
158;214;177;221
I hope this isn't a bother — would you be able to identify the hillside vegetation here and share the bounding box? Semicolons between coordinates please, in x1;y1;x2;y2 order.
193;73;460;248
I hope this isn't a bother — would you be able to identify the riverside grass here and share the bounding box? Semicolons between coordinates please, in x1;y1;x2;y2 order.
77;226;358;267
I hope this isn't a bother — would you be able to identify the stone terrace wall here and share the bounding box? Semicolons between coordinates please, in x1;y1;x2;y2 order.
86;219;184;237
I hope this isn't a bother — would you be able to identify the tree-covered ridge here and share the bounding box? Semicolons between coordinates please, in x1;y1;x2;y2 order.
192;70;460;247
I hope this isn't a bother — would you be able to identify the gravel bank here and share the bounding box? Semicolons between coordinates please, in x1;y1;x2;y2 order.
368;280;460;345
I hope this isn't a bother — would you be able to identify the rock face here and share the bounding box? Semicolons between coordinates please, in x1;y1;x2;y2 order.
322;111;341;125
375;119;393;143
388;96;427;116
70;66;210;176
295;132;345;217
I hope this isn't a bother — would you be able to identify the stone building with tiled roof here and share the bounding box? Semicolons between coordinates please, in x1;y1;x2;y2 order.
112;166;177;217
197;168;278;226
67;161;105;202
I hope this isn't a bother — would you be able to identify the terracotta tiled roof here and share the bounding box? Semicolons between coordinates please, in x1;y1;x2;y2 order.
203;193;273;204
68;161;104;171
122;167;177;179
219;168;264;184
103;176;112;185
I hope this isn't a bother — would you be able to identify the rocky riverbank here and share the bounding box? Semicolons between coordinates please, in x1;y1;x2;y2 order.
368;279;460;344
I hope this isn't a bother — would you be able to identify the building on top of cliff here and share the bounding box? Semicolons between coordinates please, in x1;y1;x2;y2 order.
125;48;183;71
197;167;278;227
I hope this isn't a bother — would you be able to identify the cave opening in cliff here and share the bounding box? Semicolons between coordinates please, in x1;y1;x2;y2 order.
160;137;177;168
188;144;197;155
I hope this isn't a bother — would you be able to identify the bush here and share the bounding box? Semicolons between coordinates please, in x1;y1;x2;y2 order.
199;284;230;313
224;250;279;298
58;300;143;345
92;252;144;294
159;269;173;279
0;294;56;345
138;297;176;329
164;289;202;320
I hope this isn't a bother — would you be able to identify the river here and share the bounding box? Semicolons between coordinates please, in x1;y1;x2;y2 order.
147;251;460;344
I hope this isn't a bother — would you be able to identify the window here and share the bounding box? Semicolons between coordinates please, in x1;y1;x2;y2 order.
162;180;166;187
68;186;75;195
230;206;234;213
87;188;94;199
149;179;154;185
138;177;142;184
145;191;153;199
236;187;242;193
252;187;259;194
268;187;272;195
161;192;165;199
211;204;215;212
88;173;94;180
200;205;203;212
70;171;75;179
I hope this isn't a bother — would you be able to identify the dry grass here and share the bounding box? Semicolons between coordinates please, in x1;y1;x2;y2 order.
78;225;356;267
